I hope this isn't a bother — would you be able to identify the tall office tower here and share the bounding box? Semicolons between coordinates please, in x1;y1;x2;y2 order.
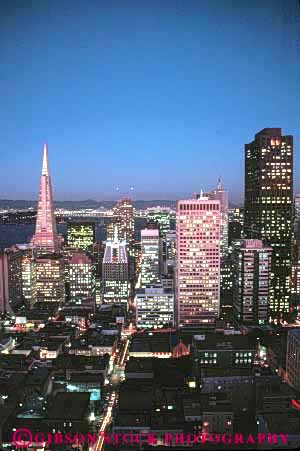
32;254;65;305
31;144;61;254
107;198;135;253
244;128;293;317
213;178;229;258
228;208;244;252
146;208;171;237
220;257;234;313
0;251;9;313
140;229;161;287
68;251;95;303
233;239;272;325
291;241;300;299
102;229;129;305
200;180;228;259
17;244;36;308
291;196;300;309
176;196;221;326
294;194;300;239
287;329;300;391
3;246;23;310
0;245;36;312
135;286;174;329
165;230;176;275
67;222;95;251
91;241;106;305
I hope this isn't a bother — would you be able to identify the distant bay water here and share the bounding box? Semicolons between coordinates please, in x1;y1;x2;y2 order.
0;217;159;250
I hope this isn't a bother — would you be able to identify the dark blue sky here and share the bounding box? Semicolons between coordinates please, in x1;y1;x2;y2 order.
1;0;300;203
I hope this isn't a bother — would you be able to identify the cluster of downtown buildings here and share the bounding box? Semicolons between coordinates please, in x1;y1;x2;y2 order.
1;127;300;449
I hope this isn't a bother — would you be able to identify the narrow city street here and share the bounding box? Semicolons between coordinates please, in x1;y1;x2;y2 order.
92;335;130;451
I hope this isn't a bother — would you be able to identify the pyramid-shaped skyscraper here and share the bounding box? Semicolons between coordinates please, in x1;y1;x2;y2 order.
31;144;61;254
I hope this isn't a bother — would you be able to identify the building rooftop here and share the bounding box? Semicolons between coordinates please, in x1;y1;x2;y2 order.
193;333;256;351
69;251;92;264
48;392;90;420
55;353;109;370
130;333;171;354
103;240;127;263
0;354;31;371
141;229;159;238
26;367;51;386
0;372;27;397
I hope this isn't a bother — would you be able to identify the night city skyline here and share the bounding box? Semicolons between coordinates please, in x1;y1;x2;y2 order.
1;0;300;203
2;2;300;450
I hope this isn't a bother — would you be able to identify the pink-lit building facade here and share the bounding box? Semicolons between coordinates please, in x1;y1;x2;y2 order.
176;196;221;326
31;144;61;254
0;252;9;313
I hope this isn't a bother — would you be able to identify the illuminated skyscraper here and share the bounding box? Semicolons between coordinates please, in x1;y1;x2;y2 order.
140;229;161;287
213;178;229;258
31;144;61;254
102;228;129;305
165;230;176;274
294;194;300;239
176;196;221;326
32;254;65;304
135;286;174;329
233;239;272;325
200;178;228;258
0;245;36;312
17;244;36;308
107;198;135;255
91;241;106;305
67;222;95;251
228;208;244;252
244;128;293;317
68;251;95;303
3;246;23;310
0;252;9;313
146;208;171;237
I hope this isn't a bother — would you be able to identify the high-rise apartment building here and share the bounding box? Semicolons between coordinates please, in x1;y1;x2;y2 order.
31;144;61;254
67;222;95;251
68;251;95;303
244;128;293;316
32;254;65;304
233;239;272;325
140;229;161;287
176;196;221;326
102;229;129;305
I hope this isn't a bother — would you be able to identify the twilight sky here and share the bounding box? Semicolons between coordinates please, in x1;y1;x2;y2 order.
0;0;300;204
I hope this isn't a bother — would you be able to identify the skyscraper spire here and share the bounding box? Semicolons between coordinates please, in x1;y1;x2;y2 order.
31;144;60;254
